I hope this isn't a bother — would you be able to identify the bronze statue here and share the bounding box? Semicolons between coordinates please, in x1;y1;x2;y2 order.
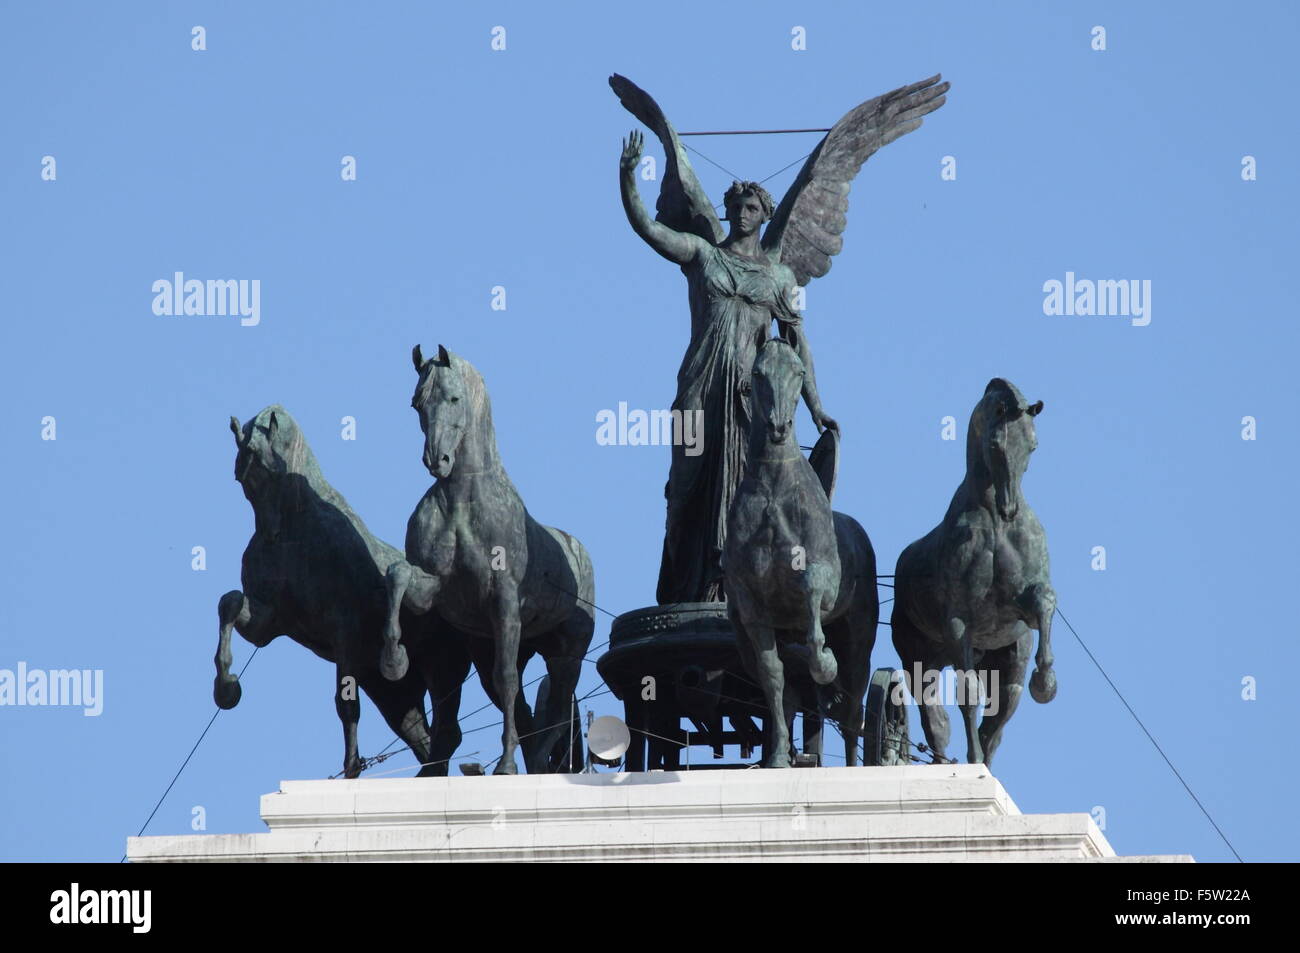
381;346;596;775
891;379;1056;765
214;405;472;778
722;340;878;767
612;73;948;604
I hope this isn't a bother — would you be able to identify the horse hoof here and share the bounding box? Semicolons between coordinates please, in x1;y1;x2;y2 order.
344;760;362;780
214;676;241;710
380;644;409;681
810;651;838;686
1030;668;1057;704
762;756;792;769
493;759;518;776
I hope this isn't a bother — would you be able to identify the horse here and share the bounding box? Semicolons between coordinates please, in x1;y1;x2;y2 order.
213;405;474;779
722;339;878;768
891;378;1056;766
380;345;596;776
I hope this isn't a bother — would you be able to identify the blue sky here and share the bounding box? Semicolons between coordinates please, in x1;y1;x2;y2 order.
1;2;1296;862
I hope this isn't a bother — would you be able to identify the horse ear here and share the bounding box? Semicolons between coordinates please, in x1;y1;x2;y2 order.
412;344;424;372
229;416;243;444
437;343;450;366
1028;400;1044;416
267;411;280;440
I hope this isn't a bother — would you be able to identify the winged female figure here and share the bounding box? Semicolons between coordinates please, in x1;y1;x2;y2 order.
612;72;948;604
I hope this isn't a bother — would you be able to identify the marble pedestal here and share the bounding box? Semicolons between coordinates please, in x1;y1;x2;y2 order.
126;764;1192;863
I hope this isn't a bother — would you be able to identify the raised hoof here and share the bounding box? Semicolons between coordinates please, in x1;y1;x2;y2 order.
1029;667;1057;704
213;675;242;710
809;650;838;686
380;643;409;682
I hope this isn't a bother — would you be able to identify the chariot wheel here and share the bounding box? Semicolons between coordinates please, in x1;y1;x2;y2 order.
862;668;910;766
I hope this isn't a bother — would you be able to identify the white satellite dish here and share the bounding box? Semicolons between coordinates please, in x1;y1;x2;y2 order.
588;715;631;761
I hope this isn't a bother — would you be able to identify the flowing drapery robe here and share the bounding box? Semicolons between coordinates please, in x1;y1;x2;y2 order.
657;244;803;605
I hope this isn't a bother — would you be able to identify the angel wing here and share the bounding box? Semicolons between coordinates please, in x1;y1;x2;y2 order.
762;74;949;286
609;74;725;245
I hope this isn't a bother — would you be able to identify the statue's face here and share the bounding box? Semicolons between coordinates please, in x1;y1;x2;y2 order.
976;382;1043;521
752;342;804;446
413;360;468;479
726;193;767;238
233;408;290;496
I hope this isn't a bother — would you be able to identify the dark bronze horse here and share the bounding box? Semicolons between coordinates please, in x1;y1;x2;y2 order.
381;346;595;775
723;340;878;767
213;405;472;778
892;379;1057;766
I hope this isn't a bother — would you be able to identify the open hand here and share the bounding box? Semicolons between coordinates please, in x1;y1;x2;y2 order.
621;130;643;173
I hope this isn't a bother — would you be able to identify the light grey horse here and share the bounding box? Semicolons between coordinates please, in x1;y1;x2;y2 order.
381;346;595;775
892;378;1056;766
723;339;878;768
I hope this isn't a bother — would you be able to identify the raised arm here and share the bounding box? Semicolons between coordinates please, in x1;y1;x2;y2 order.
620;130;703;266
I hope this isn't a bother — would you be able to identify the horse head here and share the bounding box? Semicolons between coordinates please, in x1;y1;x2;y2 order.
967;378;1043;521
230;405;306;501
751;338;804;448
411;344;480;479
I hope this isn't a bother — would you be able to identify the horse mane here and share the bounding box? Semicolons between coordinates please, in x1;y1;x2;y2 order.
753;336;800;382
964;394;989;475
761;335;795;354
259;406;368;528
425;350;503;472
454;355;491;422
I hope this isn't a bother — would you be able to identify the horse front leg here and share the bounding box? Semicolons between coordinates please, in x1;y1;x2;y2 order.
1026;584;1058;703
893;607;951;761
977;634;1029;767
492;583;524;775
335;657;362;779
744;620;791;768
802;570;838;686
417;633;470;777
213;590;274;709
949;615;984;764
381;560;439;681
